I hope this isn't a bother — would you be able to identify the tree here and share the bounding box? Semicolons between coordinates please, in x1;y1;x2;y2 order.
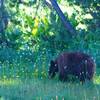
0;0;9;44
46;0;77;37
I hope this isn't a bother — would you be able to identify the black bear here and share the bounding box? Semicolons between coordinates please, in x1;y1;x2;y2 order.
48;52;95;83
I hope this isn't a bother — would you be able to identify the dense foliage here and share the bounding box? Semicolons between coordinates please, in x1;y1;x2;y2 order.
0;0;100;79
0;0;100;99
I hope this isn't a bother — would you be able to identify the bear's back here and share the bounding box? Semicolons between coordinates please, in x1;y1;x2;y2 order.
55;52;94;75
56;52;90;65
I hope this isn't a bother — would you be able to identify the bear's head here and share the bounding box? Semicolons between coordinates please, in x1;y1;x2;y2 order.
48;60;58;78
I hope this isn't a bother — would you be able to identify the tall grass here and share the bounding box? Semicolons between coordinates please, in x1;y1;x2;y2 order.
0;77;100;100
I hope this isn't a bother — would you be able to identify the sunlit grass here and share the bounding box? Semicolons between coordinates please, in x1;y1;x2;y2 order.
94;76;100;85
0;60;100;99
0;77;100;100
0;78;22;86
0;50;99;99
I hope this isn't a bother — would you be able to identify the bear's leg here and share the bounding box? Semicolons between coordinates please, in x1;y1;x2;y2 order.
49;72;56;78
59;73;68;82
79;73;86;83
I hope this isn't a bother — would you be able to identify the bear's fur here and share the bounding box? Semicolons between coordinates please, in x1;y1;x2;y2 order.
48;52;95;83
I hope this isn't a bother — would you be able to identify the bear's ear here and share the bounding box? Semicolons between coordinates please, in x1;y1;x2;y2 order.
50;60;55;65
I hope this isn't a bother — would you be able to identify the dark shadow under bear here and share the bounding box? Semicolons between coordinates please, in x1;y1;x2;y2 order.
48;52;95;83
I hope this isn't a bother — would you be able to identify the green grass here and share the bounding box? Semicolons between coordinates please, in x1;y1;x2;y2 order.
0;77;100;100
0;52;100;100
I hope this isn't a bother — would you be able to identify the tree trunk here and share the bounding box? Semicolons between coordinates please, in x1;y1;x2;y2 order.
49;0;77;36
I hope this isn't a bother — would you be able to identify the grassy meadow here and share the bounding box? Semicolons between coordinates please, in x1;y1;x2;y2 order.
0;48;100;100
0;77;100;100
0;58;100;100
0;0;100;99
